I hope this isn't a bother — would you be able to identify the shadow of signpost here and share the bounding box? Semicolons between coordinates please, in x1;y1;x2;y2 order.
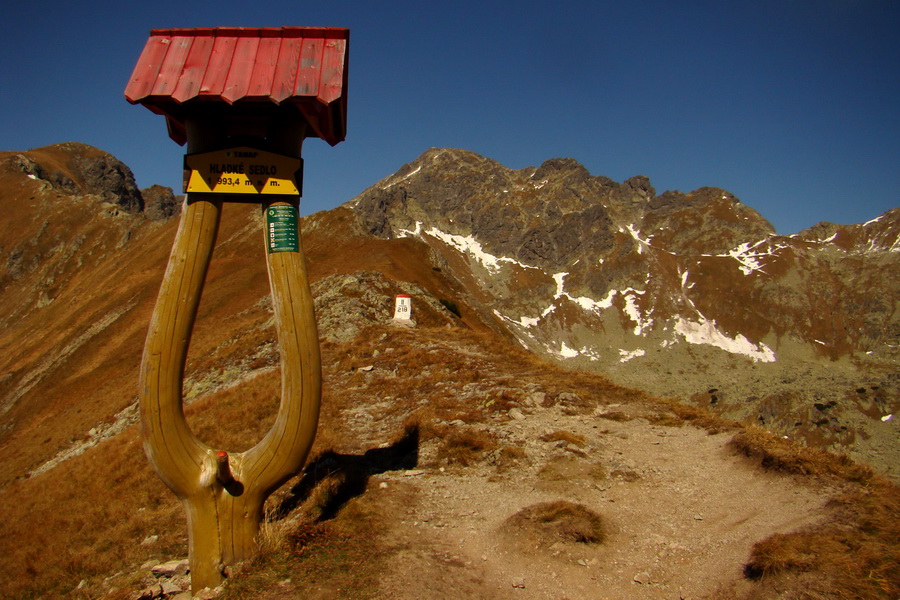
273;424;420;522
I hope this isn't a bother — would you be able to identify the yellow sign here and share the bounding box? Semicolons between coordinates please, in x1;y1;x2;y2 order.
184;147;302;195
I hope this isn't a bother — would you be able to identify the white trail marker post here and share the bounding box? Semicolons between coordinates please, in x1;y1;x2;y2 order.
393;294;412;321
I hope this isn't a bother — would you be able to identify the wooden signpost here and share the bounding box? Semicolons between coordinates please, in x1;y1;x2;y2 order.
125;27;348;594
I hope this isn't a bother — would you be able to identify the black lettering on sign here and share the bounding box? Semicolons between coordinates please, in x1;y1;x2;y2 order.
249;165;277;176
210;163;245;174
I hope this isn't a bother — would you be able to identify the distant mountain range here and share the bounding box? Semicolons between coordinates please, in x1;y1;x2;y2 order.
1;142;897;483
349;147;900;475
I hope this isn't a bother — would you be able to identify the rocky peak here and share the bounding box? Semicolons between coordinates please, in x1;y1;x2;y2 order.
8;143;144;213
141;185;181;221
623;175;655;200
352;148;783;268
795;208;900;254
531;157;590;181
640;187;775;254
353;148;623;270
69;151;144;213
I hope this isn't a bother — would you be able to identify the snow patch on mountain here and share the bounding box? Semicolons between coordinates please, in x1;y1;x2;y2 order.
398;222;536;273
699;237;793;276
624;224;654;255
863;215;883;227
496;271;656;341
621;290;652;335
381;165;422;190
554;341;602;361
673;315;776;362
552;272;617;313
494;309;543;329
619;348;646;363
862;232;900;254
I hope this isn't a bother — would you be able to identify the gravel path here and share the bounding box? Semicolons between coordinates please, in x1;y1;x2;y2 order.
370;399;832;599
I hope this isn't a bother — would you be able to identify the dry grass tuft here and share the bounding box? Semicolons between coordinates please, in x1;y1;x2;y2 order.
539;430;587;447
503;500;606;548
436;427;498;466
729;426;874;482
744;531;838;578
219;474;406;600
495;444;530;473
655;397;740;433
743;487;900;599
257;513;292;556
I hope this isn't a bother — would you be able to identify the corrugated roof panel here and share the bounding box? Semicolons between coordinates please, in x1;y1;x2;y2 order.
198;36;237;97
150;36;193;97
319;38;347;104
125;27;349;145
126;36;172;101
246;36;281;99
295;38;324;97
171;36;214;103
270;36;304;103
221;36;259;103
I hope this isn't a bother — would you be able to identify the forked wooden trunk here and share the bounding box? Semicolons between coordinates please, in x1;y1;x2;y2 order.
139;194;321;592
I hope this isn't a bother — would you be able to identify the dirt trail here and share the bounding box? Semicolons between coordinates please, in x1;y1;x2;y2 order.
370;401;832;599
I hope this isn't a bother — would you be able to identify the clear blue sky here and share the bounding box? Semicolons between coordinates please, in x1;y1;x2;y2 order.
2;0;897;233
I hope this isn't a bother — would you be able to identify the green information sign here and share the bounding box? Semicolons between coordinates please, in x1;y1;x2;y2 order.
266;205;299;253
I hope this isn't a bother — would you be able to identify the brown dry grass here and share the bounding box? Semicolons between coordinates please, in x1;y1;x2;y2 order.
731;426;900;599
218;490;389;600
435;427;499;466
502;500;606;548
2;317;897;600
0;430;185;599
2;309;896;600
730;426;874;482
655;396;741;433
539;429;588;447
495;443;530;473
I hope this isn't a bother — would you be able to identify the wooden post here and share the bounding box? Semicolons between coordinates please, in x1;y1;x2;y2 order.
138;114;320;594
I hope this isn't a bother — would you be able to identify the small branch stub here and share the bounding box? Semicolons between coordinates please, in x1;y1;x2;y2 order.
215;451;244;496
215;452;233;486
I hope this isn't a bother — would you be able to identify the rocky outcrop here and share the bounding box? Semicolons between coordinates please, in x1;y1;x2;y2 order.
312;271;462;342
8;153;79;194
354;149;639;271
7;143;144;213
68;150;144;213
141;185;182;220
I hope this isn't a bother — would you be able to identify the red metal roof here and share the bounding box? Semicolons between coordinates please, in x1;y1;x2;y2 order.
125;27;348;146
